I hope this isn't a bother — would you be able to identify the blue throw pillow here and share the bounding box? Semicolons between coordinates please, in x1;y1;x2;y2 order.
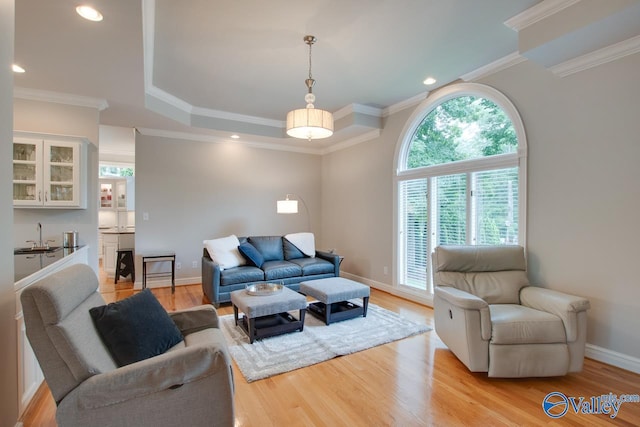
89;289;184;367
283;238;306;260
238;241;264;268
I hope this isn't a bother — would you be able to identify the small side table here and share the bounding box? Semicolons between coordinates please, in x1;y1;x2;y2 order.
141;252;176;294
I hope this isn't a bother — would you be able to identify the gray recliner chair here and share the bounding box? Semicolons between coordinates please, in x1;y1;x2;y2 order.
20;264;235;427
432;245;590;377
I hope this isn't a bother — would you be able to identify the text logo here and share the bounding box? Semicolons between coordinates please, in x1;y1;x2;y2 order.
543;392;640;419
542;392;569;418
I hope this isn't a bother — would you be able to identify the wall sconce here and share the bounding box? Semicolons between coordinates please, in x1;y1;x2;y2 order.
277;194;310;230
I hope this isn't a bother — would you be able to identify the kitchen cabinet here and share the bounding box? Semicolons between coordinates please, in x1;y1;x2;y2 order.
13;132;88;209
102;231;135;277
100;177;134;211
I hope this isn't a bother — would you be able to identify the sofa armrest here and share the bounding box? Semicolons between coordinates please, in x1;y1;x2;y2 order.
72;341;232;409
520;286;590;342
316;250;340;276
169;304;219;334
201;251;222;306
435;286;491;340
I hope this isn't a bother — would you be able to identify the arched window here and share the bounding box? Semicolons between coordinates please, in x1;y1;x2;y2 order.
394;83;527;296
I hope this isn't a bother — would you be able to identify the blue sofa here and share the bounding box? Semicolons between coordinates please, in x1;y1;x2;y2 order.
202;235;340;307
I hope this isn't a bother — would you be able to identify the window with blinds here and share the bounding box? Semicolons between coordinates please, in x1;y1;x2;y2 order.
396;87;525;295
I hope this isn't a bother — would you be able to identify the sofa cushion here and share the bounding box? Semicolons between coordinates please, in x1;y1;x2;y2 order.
220;265;265;286
289;257;334;276
248;236;284;262
203;235;246;270
238;241;264;268
89;289;184;367
262;260;302;280
284;232;315;258
283;238;306;260
489;304;566;345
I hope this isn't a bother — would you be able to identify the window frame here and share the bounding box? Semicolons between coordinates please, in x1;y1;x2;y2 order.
392;83;528;304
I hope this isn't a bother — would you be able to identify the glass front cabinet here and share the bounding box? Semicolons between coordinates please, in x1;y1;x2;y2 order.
13;133;88;209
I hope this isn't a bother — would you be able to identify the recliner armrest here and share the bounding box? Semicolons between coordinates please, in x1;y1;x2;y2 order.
520;286;590;342
73;336;232;409
435;286;491;340
435;286;489;310
169;304;219;334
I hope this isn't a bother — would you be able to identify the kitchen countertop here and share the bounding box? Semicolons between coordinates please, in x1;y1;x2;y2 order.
99;228;135;234
14;245;88;286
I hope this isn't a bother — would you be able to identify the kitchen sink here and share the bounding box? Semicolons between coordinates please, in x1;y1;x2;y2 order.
14;246;63;255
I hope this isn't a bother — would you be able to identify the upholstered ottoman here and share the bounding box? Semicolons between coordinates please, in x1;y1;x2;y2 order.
231;286;306;343
300;277;370;325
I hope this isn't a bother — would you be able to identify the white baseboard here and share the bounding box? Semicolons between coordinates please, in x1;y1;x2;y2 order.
586;344;640;374
341;272;640;374
340;272;434;307
133;276;200;290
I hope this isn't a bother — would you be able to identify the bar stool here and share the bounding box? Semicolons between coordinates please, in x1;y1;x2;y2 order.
115;248;135;284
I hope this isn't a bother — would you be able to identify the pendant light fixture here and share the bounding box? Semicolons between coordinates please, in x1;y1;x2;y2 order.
286;35;334;141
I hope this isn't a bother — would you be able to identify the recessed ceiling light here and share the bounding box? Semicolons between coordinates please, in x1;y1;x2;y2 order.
76;5;103;22
12;64;25;73
423;77;437;85
230;134;240;139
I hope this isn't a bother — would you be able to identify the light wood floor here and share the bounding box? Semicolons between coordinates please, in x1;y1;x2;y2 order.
20;272;640;426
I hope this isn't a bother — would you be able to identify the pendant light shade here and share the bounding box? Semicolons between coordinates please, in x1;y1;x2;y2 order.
286;35;334;141
286;108;334;140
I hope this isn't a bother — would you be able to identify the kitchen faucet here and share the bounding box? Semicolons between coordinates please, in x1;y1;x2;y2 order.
26;222;54;249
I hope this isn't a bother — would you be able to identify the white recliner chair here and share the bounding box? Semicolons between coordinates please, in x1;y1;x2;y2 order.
432;245;590;377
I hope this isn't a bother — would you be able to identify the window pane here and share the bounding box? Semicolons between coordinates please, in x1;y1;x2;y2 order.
400;179;428;290
407;97;518;169
435;174;467;246
473;168;519;245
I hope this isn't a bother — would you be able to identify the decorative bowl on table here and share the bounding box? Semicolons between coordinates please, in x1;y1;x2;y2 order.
245;282;284;296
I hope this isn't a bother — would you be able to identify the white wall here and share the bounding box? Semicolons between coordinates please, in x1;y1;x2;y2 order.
321;110;411;283
135;133;322;284
321;52;640;364
479;53;640;362
0;2;17;425
13;98;100;274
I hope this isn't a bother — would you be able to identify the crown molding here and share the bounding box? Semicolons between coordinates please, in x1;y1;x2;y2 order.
333;103;383;121
461;52;527;82
13;87;109;111
504;0;581;31
135;127;322;155
321;129;382;155
383;91;429;117
550;34;640;77
135;126;387;156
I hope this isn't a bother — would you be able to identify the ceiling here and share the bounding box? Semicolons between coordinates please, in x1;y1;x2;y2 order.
13;0;639;151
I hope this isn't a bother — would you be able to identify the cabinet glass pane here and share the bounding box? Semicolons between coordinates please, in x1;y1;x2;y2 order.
49;184;73;201
14;183;37;201
13;163;36;181
50;165;73;182
100;182;113;208
13;143;37;161
50;146;73;163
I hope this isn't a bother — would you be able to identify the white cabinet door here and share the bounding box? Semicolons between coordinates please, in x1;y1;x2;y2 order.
43;140;81;207
12;139;43;207
13;133;87;209
99;179;115;209
16;311;44;416
103;234;118;275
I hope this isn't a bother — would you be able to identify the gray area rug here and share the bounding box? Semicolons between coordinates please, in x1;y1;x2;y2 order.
219;303;431;382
